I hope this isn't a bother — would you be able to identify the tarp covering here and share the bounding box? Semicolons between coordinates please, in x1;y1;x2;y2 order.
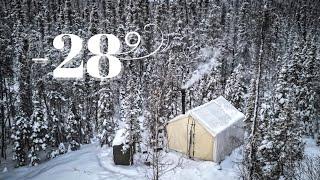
189;96;245;135
167;96;245;162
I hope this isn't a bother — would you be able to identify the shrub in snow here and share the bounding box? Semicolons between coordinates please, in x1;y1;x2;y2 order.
48;150;59;159
69;140;80;151
48;143;67;159
28;147;40;166
11;115;31;167
59;143;66;154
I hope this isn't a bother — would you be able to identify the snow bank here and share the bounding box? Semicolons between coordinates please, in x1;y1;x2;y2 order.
162;147;242;180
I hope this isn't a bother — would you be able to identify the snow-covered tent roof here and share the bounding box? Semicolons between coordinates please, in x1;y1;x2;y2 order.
169;96;245;135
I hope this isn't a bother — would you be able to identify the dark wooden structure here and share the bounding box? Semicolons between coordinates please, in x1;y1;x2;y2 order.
113;144;134;165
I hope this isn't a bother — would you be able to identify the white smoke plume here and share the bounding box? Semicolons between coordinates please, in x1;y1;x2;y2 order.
182;48;220;89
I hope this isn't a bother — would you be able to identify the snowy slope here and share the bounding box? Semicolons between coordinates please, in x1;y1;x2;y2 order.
0;142;242;180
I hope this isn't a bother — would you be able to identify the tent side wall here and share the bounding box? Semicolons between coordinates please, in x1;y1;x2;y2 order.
214;119;244;162
166;116;190;155
167;116;214;161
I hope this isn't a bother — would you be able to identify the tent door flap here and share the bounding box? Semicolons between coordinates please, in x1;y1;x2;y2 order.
187;119;196;158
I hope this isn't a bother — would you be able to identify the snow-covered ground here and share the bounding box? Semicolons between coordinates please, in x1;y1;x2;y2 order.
1;138;318;180
0;141;241;180
304;138;320;157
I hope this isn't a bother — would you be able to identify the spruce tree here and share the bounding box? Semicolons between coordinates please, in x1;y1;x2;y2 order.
11;116;31;167
97;83;115;147
123;76;141;152
29;101;49;166
66;105;80;151
259;64;304;179
225;64;246;111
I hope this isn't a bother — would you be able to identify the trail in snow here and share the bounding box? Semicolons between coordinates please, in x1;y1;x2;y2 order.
0;142;145;180
0;141;242;180
1;144;100;180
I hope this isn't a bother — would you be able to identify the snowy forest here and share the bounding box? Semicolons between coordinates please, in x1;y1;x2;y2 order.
0;0;320;179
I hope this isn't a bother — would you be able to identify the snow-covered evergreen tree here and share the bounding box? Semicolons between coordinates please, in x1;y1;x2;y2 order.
1;0;320;172
287;39;313;137
11;116;31;167
258;64;304;179
97;83;115;147
123;76;141;152
225;64;246;111
29;101;49;166
66;105;80;151
301;37;317;137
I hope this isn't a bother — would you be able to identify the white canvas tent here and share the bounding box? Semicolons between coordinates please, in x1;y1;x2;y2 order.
166;96;245;162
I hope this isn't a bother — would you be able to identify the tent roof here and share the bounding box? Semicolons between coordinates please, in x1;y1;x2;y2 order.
169;96;245;135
